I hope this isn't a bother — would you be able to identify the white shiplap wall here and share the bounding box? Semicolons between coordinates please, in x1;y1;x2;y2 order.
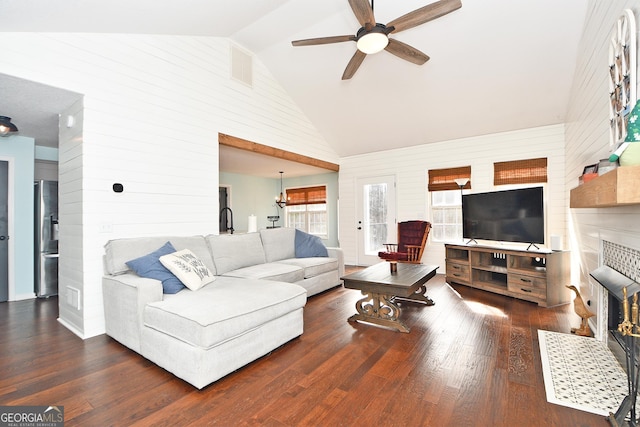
339;124;566;268
0;33;338;337
565;1;640;338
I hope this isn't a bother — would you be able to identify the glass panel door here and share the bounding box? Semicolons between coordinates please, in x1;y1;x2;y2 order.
356;176;396;265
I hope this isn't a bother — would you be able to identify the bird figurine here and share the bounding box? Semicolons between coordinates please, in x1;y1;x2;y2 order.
567;285;596;337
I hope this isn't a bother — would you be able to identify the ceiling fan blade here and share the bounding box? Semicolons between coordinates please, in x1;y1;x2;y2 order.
387;0;462;34
292;35;356;46
342;50;367;80
348;0;375;27
384;39;430;65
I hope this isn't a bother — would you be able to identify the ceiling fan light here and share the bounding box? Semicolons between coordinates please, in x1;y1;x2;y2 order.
357;32;388;54
0;116;18;137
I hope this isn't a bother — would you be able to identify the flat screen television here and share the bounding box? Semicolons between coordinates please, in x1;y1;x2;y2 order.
462;187;544;244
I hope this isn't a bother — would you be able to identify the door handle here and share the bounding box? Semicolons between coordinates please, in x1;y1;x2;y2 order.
357;227;362;230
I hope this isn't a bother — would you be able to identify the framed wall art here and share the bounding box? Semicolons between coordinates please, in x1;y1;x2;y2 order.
609;9;637;147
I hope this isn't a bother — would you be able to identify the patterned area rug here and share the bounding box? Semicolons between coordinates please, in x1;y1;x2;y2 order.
538;330;628;416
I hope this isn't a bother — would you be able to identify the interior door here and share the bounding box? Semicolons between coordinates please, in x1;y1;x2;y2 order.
0;161;8;302
356;175;396;266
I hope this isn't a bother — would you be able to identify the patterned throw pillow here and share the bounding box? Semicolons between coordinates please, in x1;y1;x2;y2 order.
159;249;216;291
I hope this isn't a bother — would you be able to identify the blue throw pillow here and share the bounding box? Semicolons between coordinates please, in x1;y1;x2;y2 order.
125;241;185;294
295;229;328;258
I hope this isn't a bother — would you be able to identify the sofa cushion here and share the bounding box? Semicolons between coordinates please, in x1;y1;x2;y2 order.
222;263;305;283
105;236;216;276
276;257;338;278
294;229;328;258
206;233;266;275
259;228;296;262
126;241;185;294
143;277;306;349
159;249;216;291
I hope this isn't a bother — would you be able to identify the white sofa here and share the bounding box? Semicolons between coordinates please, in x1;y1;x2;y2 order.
102;228;344;389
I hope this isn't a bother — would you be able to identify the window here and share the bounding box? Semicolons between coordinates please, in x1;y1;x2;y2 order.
285;186;327;238
428;166;471;242
431;190;463;242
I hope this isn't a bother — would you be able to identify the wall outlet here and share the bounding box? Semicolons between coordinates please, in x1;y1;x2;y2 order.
67;286;80;310
98;223;113;233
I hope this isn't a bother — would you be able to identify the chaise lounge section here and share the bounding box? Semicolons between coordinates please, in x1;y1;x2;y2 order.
102;228;344;389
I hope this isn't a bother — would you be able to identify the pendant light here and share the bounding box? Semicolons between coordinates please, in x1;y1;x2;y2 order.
0;116;18;137
275;171;286;208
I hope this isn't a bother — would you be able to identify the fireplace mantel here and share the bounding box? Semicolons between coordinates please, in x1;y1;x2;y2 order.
570;165;640;208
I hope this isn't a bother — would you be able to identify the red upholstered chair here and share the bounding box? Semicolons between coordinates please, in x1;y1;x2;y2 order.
378;221;431;264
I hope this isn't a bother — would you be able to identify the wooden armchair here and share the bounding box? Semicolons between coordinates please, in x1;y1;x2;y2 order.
378;221;432;264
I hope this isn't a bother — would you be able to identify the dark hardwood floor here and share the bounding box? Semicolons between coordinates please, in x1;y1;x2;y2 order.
0;270;608;426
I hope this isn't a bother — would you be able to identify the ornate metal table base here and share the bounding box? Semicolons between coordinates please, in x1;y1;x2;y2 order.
348;285;435;333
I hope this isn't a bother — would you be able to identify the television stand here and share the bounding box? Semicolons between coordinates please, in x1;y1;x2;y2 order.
526;242;540;251
445;243;571;307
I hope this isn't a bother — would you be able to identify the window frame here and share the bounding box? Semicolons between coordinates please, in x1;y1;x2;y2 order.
284;185;328;239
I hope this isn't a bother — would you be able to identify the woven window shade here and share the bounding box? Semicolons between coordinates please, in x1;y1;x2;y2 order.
428;166;471;191
494;158;547;185
286;186;326;206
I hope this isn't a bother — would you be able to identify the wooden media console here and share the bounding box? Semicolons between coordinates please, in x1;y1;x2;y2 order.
445;243;571;307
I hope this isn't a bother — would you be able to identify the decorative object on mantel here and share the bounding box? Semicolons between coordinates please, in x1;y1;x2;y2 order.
275;171;287;208
0;116;18;136
608;9;636;147
579;163;598;185
610;99;640;166
566;285;595;337
598;158;618;176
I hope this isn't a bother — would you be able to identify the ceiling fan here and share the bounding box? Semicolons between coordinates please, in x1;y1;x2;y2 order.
291;0;462;80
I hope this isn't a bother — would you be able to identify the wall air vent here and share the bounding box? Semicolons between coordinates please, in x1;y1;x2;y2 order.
231;45;253;87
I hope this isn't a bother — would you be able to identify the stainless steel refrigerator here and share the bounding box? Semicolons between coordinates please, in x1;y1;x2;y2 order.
34;180;58;298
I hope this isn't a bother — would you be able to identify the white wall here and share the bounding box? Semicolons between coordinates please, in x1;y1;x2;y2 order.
0;33;338;337
565;1;640;336
339;124;567;268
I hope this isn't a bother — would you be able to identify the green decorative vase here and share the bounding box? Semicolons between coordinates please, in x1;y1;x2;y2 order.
620;143;640;166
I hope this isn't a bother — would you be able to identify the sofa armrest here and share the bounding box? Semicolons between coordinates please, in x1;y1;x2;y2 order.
326;247;345;279
102;273;163;353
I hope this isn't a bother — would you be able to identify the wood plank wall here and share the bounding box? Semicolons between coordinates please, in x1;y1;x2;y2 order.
0;34;338;337
564;1;640;339
338;124;567;268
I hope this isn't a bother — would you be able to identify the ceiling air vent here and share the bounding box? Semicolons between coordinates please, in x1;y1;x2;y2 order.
231;45;253;87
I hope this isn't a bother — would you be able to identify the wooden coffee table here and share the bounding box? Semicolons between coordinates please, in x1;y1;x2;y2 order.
341;262;438;333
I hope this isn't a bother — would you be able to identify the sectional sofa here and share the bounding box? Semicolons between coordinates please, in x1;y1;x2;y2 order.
102;227;344;389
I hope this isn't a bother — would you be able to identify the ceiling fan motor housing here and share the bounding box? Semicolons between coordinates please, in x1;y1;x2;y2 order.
356;23;390;54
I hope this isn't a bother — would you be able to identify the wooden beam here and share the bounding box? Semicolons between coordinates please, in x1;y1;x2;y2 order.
218;133;339;172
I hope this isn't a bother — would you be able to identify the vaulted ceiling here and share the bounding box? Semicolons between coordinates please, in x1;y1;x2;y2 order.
1;0;587;164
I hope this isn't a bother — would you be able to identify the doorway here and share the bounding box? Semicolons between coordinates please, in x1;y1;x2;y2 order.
356;175;396;266
0;160;8;302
